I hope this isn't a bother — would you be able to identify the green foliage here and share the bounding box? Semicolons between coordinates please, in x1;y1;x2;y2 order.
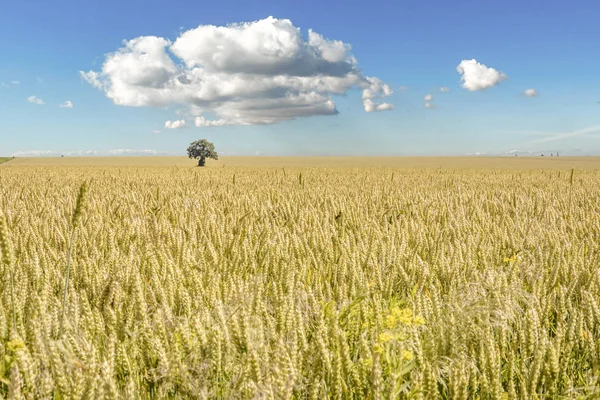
186;139;218;166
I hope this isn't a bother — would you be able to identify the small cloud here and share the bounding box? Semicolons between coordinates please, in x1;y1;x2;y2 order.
194;116;233;127
398;85;408;91
27;95;45;105
11;80;19;85
439;86;450;92
424;102;438;109
424;94;433;101
362;77;394;112
165;119;187;129
60;100;74;108
363;98;394;112
524;88;539;97
152;129;161;134
456;59;507;91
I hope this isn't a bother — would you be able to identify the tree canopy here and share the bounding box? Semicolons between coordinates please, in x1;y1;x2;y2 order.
187;139;218;167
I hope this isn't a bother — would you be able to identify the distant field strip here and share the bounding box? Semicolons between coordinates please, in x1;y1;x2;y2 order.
0;161;599;398
0;157;12;164
5;155;600;169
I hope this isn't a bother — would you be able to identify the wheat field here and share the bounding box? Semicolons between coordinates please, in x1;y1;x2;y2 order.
0;156;599;399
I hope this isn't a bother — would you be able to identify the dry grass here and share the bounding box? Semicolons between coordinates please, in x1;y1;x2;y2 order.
0;157;599;398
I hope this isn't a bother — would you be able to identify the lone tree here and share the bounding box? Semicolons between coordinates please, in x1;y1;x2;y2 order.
187;139;218;166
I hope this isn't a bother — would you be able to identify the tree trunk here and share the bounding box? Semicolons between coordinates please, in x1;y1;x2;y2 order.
198;157;206;167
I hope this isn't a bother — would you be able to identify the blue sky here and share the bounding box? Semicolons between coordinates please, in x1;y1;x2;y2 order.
1;0;599;156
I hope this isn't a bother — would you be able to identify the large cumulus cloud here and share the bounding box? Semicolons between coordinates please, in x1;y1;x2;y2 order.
81;17;394;126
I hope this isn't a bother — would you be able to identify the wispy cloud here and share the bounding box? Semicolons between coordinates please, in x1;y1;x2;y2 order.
59;100;73;108
424;94;433;101
1;80;19;88
12;150;101;157
11;149;182;157
108;149;159;156
27;95;45;105
439;86;450;92
424;102;438;109
12;150;59;157
526;124;600;144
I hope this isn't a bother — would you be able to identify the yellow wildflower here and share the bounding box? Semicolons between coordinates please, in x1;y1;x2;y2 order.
378;331;394;343
385;314;397;329
7;338;25;352
402;350;414;361
392;307;413;325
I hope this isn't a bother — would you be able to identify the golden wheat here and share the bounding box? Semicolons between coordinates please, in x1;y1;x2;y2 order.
0;158;599;398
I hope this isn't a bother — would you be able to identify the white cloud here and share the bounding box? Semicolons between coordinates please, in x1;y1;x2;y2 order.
152;129;161;134
398;85;408;91
424;102;438;109
81;16;394;126
27;95;45;105
439;86;450;92
361;76;394;112
524;88;539;97
11;150;101;157
0;80;20;88
165;119;187;129
456;59;507;91
363;99;394;112
194;116;233;127
12;149;177;157
60;100;74;108
424;94;433;101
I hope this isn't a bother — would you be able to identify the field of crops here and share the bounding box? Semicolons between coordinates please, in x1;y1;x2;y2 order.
1;157;599;399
